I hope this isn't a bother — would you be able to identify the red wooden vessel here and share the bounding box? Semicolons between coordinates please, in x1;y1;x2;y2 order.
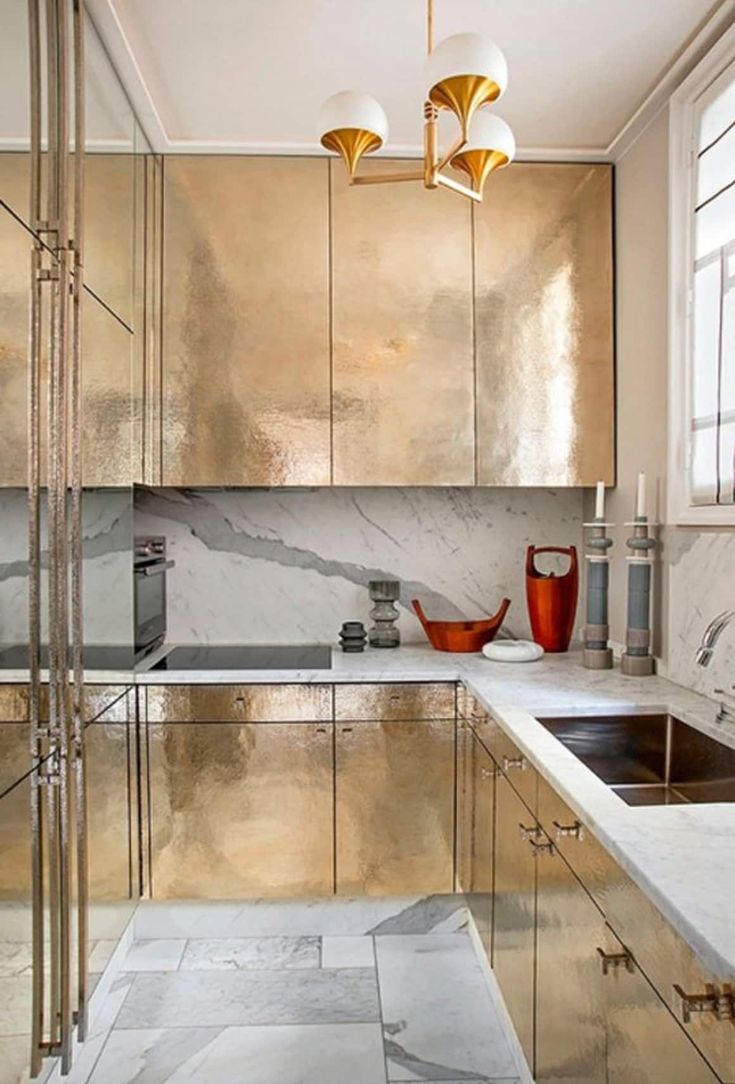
525;545;578;653
412;597;511;653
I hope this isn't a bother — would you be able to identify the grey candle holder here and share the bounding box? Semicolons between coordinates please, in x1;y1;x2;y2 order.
583;517;614;669
621;516;657;677
368;580;400;648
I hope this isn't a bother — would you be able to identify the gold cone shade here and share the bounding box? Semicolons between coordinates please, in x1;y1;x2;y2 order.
428;74;501;138
321;127;383;178
450;147;510;192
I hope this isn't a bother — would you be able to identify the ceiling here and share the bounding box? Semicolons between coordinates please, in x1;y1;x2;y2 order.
88;0;731;157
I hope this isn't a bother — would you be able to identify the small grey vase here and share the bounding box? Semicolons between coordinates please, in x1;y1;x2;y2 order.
368;580;400;648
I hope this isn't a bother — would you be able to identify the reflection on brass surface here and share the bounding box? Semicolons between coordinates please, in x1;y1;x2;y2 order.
84;155;136;326
334;683;455;721
456;727;495;955
145;684;332;723
535;833;608;1081
162;156;330;486
335;719;454;895
149;722;334;898
604;944;720;1083
493;773;537;1068
82;291;135;486
474;164;614;485
85;722;136;901
331;158;474;485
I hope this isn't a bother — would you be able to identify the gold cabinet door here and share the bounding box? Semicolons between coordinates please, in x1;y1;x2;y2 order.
331;159;474;485
148;722;334;899
535;844;607;1082
456;722;495;956
162;156;331;486
493;772;537;1071
604;934;721;1084
474;163;614;485
335;718;455;895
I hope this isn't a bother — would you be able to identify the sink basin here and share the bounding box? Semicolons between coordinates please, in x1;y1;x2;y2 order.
536;714;735;806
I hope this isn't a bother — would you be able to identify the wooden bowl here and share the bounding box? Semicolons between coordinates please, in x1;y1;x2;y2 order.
412;597;511;653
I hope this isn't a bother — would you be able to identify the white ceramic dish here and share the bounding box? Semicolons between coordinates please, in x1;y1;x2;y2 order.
482;639;544;663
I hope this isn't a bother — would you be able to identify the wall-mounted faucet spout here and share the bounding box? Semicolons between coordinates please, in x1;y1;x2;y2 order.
695;610;735;668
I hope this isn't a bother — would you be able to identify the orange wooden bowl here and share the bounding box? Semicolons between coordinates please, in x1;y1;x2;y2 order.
412;597;511;653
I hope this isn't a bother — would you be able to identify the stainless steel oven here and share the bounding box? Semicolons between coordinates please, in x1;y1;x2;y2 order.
134;536;174;660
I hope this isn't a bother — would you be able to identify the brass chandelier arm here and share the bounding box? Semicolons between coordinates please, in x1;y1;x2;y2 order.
350;170;424;187
435;171;482;202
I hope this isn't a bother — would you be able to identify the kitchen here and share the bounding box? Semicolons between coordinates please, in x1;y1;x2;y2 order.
1;1;734;1082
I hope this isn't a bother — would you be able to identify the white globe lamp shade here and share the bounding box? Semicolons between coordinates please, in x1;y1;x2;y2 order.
426;33;508;137
318;91;388;177
450;113;515;193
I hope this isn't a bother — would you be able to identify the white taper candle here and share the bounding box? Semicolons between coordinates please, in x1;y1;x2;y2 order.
635;471;646;518
595;480;605;520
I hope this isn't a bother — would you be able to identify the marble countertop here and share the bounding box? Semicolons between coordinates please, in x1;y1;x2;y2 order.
3;643;734;979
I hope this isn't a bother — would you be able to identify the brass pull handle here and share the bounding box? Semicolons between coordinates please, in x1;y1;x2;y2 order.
674;984;734;1024
553;819;584;841
341;726;353;734
597;947;634;975
503;754;527;772
528;837;554;856
480;766;495;780
315;727;328;734
519;823;542;842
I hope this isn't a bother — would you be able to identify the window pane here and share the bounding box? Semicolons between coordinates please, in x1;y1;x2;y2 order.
698;65;735;149
719;263;735;503
695;182;735;260
692;420;719;504
697;125;735;205
692;257;721;424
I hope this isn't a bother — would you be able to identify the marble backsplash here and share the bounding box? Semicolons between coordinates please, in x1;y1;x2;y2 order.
0;489;134;644
134;487;585;646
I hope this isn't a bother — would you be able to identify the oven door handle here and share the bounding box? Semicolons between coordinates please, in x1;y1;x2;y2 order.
135;560;176;577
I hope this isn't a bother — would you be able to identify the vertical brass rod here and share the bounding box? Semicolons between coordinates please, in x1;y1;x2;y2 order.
27;0;44;1072
71;0;88;1042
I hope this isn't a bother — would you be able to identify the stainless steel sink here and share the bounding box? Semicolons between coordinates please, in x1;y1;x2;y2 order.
536;714;735;806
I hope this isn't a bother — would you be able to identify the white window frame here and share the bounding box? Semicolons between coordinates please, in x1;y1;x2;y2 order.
668;24;735;526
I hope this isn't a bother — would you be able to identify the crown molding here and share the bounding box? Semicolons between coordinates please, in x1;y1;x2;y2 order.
85;0;735;163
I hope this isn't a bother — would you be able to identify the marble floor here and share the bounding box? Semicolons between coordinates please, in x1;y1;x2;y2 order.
55;897;521;1084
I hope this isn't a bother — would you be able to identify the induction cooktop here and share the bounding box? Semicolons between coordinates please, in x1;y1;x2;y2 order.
0;644;135;670
150;645;332;671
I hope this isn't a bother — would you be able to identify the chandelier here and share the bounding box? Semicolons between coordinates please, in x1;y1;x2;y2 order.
317;0;515;203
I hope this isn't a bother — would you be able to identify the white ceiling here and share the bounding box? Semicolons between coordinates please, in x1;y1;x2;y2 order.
88;0;732;157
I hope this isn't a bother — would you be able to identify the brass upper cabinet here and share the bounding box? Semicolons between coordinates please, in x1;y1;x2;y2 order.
474;163;614;485
331;159;475;485
162;156;331;486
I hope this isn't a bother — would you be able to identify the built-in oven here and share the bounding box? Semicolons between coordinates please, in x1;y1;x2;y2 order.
134;536;174;661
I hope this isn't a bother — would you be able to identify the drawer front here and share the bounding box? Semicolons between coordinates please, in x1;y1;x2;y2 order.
469;708;536;815
538;777;735;1081
0;683;127;722
334;683;455;721
0;686;29;722
145;684;332;722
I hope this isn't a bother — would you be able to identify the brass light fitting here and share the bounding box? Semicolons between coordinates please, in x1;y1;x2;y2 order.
318;0;515;202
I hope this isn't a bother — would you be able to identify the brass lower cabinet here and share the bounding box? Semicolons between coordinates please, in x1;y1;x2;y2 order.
604;946;720;1083
148;722;334;899
335;718;455;896
493;771;538;1069
535;841;609;1082
456;721;494;956
86;718;139;902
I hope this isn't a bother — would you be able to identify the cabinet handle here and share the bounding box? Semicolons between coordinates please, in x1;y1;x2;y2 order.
503;754;527;772
341;726;353;734
480;766;495;780
519;823;543;842
553;819;585;841
528;837;554;856
315;727;328;734
674;984;734;1024
597;947;634;975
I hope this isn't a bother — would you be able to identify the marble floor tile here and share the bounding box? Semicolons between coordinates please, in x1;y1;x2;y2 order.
116;968;380;1029
375;935;518;1082
0;942;33;978
122;940;187;973
46;974;136;1084
0;976;32;1036
180;936;320;971
88;1023;387;1084
322;935;375;969
133;897;451;940
88;939;119;974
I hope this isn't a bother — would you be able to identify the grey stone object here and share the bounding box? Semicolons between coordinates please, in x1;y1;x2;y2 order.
339;621;367;653
368;580;401;648
584;517;614;670
621;516;656;677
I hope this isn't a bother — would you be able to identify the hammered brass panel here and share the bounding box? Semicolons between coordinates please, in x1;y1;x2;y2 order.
0;201;32;485
535;842;608;1082
605;945;720;1084
456;723;495;955
0;772;32;902
149;722;334;898
162;156;330;486
0;723;30;798
0;684;128;723
82;291;135;486
493;772;537;1070
334;682;455;721
331;159;474;485
335;719;454;895
86;721;136;901
145;684;332;723
84;154;136;326
474;163;614;485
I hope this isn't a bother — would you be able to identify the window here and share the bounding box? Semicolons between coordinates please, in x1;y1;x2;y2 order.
669;29;735;525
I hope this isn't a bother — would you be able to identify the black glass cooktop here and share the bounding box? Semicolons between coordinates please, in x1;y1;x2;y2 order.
0;644;134;670
151;645;332;671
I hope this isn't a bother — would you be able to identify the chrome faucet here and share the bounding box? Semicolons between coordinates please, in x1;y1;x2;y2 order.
696;611;735;724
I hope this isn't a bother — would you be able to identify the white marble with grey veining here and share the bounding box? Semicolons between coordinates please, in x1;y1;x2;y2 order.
179;936;320;971
134;487;582;646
